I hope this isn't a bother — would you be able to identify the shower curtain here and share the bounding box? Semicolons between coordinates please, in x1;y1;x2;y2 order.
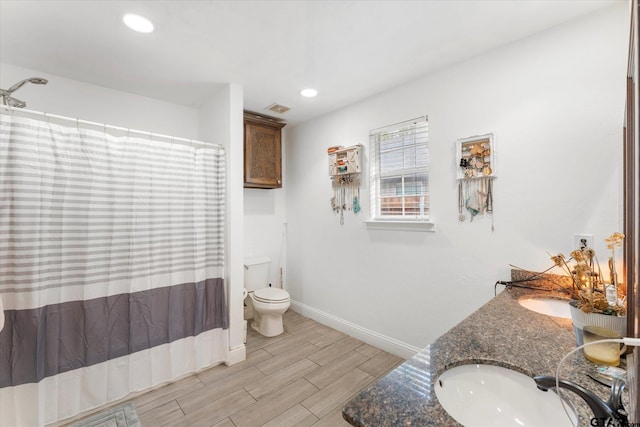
0;112;229;426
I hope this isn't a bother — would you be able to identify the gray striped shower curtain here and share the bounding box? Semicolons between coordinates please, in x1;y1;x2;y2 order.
0;112;228;426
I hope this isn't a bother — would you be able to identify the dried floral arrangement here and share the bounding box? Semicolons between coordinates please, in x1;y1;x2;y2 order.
549;232;626;316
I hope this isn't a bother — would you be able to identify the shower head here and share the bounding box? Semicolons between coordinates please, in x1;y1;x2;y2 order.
5;77;48;94
1;77;48;108
28;77;48;85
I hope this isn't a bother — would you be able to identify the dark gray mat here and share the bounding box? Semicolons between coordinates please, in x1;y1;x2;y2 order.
68;403;141;427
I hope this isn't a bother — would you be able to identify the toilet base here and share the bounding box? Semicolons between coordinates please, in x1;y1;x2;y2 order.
251;313;284;337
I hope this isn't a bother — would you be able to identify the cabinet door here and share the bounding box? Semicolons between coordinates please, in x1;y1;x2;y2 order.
244;121;282;188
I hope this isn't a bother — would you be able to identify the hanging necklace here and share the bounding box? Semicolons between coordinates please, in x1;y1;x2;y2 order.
458;180;465;221
486;178;493;214
486;178;494;232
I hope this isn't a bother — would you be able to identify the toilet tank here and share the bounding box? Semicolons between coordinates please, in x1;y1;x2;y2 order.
244;256;271;291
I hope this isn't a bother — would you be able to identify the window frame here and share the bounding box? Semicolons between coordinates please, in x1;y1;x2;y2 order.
366;116;434;231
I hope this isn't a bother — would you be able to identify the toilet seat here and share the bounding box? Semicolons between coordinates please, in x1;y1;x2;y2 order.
253;287;290;303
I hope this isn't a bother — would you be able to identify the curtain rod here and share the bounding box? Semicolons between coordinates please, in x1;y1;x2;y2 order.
0;104;211;148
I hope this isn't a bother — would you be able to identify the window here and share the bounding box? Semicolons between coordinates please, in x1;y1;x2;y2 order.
369;116;429;222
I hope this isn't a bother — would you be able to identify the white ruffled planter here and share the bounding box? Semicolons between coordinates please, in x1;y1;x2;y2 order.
569;300;627;346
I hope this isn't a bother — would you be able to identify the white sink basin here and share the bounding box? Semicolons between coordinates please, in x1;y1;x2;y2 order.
434;364;576;427
518;297;571;319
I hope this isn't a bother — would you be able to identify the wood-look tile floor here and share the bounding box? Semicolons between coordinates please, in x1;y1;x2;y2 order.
90;310;402;427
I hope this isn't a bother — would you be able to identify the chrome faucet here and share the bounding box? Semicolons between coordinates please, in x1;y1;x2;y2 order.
533;375;627;427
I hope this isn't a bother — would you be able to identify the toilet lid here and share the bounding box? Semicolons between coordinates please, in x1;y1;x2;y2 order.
253;287;290;303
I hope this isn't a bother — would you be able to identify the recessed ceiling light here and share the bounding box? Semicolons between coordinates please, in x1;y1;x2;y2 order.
300;88;318;98
123;13;154;33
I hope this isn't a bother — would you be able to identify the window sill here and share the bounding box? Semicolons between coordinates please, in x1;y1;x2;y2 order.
364;219;436;232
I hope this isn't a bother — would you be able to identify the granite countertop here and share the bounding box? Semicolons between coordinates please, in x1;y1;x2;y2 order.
342;275;625;426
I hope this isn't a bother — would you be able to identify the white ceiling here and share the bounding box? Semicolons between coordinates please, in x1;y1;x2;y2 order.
0;0;622;125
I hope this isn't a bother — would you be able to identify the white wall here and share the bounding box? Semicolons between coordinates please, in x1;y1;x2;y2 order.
0;63;200;139
285;4;629;355
244;188;287;287
199;84;246;364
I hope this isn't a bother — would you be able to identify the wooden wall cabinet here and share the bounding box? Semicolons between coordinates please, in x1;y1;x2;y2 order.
244;112;286;189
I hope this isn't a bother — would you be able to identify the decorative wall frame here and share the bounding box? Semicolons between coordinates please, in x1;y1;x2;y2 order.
456;133;495;180
328;144;364;225
328;145;363;177
456;133;496;229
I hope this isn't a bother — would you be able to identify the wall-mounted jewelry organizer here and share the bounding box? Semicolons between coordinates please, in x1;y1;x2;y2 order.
456;134;496;230
328;144;363;225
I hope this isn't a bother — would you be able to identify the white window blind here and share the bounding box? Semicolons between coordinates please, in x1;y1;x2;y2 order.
369;116;429;220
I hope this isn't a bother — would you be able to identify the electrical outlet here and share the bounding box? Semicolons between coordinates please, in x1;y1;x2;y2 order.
574;234;593;250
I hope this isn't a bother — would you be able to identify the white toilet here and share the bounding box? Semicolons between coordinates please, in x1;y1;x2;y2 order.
244;256;290;337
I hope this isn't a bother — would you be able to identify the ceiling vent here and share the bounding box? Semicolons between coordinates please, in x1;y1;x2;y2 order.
266;103;290;114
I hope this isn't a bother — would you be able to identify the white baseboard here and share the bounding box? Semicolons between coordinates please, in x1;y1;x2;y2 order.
290;300;421;360
226;344;246;366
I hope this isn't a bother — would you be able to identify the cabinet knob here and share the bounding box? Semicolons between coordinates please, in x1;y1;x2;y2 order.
277;179;282;185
